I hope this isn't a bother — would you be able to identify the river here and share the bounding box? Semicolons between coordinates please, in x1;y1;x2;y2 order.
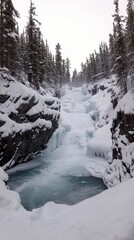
8;86;107;211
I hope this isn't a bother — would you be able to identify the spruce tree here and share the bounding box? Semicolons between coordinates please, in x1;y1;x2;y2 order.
0;0;19;75
0;0;4;68
94;51;101;78
126;0;134;89
90;53;97;81
72;68;78;86
99;43;105;75
55;43;62;86
20;31;28;75
113;0;127;93
61;59;66;84
65;58;71;84
26;0;42;87
109;32;115;72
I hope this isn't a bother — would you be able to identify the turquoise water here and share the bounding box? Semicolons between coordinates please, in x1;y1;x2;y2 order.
8;160;106;211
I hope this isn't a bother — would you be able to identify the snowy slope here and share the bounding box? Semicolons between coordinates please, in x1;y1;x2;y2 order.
0;69;60;168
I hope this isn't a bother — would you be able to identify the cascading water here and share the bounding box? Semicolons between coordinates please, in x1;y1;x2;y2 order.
8;87;107;211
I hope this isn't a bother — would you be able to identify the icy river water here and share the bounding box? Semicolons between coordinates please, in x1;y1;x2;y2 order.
8;87;106;211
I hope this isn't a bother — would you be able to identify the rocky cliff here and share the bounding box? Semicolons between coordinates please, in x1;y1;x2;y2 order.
104;90;134;187
0;69;60;169
87;77;134;187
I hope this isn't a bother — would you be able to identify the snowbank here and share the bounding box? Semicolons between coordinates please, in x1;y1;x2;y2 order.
0;166;134;240
115;89;134;115
0;167;8;182
87;122;112;159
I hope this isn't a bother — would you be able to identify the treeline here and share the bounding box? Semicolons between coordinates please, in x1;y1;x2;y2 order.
72;0;134;95
0;0;71;89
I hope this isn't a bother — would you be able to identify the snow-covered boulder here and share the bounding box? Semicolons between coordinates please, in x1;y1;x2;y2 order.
0;69;60;169
87;122;112;160
104;89;134;187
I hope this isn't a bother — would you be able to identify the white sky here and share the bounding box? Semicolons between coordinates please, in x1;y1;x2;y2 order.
12;0;127;72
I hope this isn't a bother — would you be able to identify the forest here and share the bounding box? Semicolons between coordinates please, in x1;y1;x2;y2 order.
0;0;133;96
0;0;71;91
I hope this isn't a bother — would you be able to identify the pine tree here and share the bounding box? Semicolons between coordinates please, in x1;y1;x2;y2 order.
42;40;56;85
38;38;46;83
65;58;71;84
0;0;19;75
72;68;77;86
55;43;62;86
109;32;115;72
94;51;101;78
90;53;97;81
113;0;127;93
99;43;105;75
47;51;54;83
20;31;28;74
43;40;49;82
126;0;134;89
61;59;66;84
0;0;4;68
99;42;109;78
26;0;42;87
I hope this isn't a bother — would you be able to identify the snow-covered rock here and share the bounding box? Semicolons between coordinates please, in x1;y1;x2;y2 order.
0;69;60;169
87;122;112;160
86;77;118;162
0;167;8;182
104;89;134;187
85;76;134;187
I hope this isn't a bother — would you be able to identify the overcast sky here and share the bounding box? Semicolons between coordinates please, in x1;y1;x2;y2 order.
12;0;127;72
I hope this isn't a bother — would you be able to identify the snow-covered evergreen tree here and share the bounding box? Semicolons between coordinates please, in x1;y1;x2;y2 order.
0;0;19;75
55;43;62;86
126;0;134;89
65;58;71;84
99;42;110;78
113;0;127;93
109;32;115;72
26;0;43;87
